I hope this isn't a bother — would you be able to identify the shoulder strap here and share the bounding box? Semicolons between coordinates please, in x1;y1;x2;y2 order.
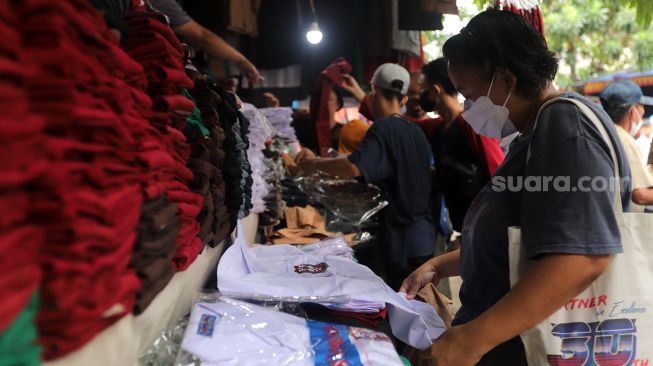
526;96;623;214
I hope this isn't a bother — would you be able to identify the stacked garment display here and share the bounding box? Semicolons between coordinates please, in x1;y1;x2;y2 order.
213;89;253;231
123;8;204;272
0;4;42;364
184;70;231;246
242;104;276;214
15;0;149;358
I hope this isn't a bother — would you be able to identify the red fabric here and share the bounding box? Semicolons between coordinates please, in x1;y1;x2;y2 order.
358;95;374;121
455;114;504;176
325;307;388;327
309;58;352;154
496;2;545;39
405;116;443;142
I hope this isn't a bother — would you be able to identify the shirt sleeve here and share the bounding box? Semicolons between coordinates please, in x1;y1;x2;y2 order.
149;0;192;27
520;107;623;259
347;124;393;183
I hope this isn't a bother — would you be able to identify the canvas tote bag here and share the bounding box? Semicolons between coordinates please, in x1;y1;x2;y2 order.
508;97;653;365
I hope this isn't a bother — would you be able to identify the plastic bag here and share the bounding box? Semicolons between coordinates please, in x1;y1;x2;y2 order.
176;294;404;366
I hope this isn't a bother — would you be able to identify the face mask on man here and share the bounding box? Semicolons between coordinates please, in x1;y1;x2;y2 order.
419;90;436;113
462;72;516;139
630;118;643;137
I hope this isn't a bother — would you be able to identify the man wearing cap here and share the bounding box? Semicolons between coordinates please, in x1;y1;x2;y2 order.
600;80;653;211
298;64;435;290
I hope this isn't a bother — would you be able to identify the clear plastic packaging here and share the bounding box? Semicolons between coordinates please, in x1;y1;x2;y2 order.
140;316;190;366
175;293;404;366
294;235;353;259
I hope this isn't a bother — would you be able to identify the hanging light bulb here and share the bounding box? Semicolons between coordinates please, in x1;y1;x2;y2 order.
306;21;323;45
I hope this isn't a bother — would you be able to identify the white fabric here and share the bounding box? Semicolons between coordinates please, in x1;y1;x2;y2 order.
217;223;446;350
616;126;653;212
242;104;275;214
635;134;652;165
509;97;653;365
180;298;404;366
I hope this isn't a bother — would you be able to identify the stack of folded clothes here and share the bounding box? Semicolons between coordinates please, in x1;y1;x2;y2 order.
185;72;231;246
16;0;149;358
258;139;286;227
124;8;204;271
0;4;43;363
242;104;275;214
212;88;253;231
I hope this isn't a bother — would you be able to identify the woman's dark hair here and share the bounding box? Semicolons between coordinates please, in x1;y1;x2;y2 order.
442;9;558;98
422;58;457;96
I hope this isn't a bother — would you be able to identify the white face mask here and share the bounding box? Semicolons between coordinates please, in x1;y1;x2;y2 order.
462;72;515;139
630;119;643;137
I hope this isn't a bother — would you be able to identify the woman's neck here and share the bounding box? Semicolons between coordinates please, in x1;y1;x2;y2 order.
512;85;561;133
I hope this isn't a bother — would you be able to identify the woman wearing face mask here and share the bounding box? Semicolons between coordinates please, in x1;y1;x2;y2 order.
400;9;633;365
419;58;505;235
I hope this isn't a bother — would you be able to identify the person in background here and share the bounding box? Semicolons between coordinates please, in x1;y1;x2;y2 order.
337;119;370;155
419;58;504;234
148;0;262;83
600;80;653;211
636;116;653;164
327;88;345;152
401;10;632;365
298;64;435;291
262;92;281;108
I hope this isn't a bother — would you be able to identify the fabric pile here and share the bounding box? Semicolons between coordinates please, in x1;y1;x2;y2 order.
124;8;204;272
0;4;42;363
258;139;286;227
180;298;404;366
493;0;545;37
260;107;297;145
214;89;253;230
16;0;151;358
184;74;231;246
218;224;446;350
242;104;275;214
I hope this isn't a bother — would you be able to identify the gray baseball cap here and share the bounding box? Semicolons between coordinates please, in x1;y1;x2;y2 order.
371;63;410;96
600;80;653;108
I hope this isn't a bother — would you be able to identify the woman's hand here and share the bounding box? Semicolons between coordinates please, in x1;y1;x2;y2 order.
430;325;486;366
341;74;366;102
399;258;441;300
238;58;263;84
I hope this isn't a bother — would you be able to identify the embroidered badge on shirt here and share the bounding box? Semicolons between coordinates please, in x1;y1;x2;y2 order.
294;262;329;274
197;314;217;337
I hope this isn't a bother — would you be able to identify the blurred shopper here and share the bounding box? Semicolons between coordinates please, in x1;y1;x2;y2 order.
337;119;370;154
298;64;435;290
401;10;632;365
419;58;504;233
600;80;653;210
149;0;262;83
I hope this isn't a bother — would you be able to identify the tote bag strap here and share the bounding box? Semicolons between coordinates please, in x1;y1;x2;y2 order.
526;96;623;214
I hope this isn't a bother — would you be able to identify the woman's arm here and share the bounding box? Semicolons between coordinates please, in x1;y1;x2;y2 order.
430;253;609;365
400;249;460;299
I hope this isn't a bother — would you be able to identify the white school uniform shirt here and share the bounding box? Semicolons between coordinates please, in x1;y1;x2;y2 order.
180;298;404;366
217;222;446;350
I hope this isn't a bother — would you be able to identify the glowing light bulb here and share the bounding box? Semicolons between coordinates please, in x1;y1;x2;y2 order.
306;22;323;45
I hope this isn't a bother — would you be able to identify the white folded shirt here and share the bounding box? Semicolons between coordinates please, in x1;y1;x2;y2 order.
217;223;446;350
180;298;404;366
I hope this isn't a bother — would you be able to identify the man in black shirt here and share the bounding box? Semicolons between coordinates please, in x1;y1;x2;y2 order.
298;64;435;290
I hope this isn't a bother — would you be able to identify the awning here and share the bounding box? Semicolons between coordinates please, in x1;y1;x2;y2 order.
582;70;653;95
